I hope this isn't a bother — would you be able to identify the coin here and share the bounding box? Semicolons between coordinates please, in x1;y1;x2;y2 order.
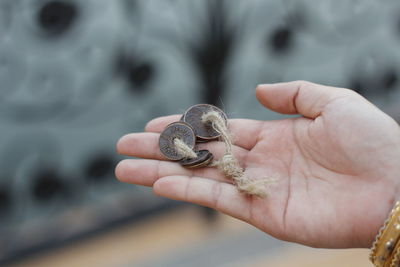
179;150;213;167
183;104;227;140
159;122;196;160
185;153;214;169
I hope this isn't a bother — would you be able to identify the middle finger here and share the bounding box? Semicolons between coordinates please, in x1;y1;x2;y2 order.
115;159;232;186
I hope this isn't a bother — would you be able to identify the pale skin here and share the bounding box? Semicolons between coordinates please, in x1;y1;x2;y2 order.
115;81;400;248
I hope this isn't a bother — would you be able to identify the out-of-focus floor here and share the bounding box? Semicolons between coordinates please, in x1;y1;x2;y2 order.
11;206;371;267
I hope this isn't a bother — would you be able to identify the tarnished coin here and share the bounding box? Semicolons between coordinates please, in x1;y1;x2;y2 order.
183;104;227;140
179;150;213;167
159;122;196;161
183;151;214;169
186;154;214;169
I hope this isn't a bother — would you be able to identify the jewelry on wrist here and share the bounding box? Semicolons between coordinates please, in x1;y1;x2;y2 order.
370;201;400;267
387;237;400;267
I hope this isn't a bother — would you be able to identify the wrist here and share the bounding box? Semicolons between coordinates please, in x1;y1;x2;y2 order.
370;200;400;266
355;179;398;249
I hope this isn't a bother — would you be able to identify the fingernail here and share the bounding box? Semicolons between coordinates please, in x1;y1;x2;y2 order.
256;84;271;90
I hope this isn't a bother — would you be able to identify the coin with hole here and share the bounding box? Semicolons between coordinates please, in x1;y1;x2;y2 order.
183;104;227;140
184;153;214;169
186;155;213;168
179;150;213;168
159;122;196;160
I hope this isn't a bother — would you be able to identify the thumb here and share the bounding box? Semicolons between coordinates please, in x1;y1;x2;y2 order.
255;80;354;119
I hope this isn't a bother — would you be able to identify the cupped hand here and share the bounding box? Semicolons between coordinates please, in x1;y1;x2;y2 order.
115;81;400;248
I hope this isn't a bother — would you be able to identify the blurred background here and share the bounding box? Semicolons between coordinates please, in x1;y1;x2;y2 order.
0;0;399;266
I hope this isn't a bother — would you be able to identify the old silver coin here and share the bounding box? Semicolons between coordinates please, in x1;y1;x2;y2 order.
183;104;227;140
159;121;196;161
184;151;214;169
179;150;213;167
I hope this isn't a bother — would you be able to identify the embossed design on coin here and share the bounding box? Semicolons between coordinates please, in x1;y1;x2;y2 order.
183;104;227;140
179;150;213;168
159;122;196;160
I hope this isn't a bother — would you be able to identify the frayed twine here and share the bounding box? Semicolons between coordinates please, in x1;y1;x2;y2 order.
173;110;277;198
174;138;197;159
201;111;276;198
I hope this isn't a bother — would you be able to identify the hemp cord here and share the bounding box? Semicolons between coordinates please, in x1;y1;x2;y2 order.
174;138;198;159
201;111;275;198
172;110;275;198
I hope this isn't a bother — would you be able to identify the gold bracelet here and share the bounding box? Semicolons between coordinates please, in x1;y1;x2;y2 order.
370;201;400;267
387;237;400;267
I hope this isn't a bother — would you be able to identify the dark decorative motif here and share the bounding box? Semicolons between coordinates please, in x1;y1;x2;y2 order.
38;1;78;36
85;154;116;183
32;169;66;202
115;53;156;92
188;0;236;107
269;26;293;54
0;187;11;216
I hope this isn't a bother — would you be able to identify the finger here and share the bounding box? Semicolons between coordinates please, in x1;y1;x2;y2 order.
115;159;231;186
153;175;251;222
117;132;165;159
145;115;181;132
255;80;356;119
116;132;249;161
145;115;264;150
228;119;264;150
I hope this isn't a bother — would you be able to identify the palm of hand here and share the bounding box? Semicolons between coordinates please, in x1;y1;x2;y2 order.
116;81;400;248
242;95;400;248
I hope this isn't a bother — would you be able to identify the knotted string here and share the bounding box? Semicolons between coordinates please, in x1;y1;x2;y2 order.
174;138;197;159
201;111;276;198
172;110;276;198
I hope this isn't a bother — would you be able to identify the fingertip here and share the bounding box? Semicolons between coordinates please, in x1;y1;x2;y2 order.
255;81;318;115
152;178;164;196
114;159;128;182
145;114;181;133
255;84;271;104
144;119;155;132
144;116;166;132
255;82;296;114
116;133;133;155
256;83;272;91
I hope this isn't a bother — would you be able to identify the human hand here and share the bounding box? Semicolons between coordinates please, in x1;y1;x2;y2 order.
115;81;400;248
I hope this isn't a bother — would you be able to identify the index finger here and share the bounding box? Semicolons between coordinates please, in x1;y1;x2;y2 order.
145;114;181;132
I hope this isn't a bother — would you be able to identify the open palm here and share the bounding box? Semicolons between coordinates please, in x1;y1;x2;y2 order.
115;81;400;248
